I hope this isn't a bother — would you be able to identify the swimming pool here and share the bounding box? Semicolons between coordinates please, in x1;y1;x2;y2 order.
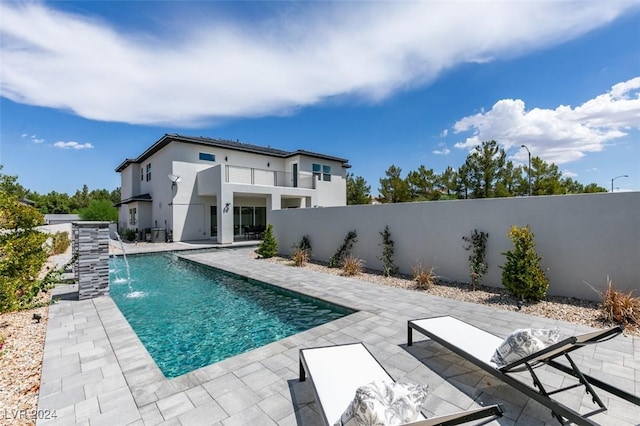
109;253;353;378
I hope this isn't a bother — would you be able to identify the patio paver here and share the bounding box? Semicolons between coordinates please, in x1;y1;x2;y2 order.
36;245;640;425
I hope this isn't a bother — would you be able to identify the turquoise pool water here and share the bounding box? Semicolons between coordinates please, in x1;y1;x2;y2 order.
109;253;352;378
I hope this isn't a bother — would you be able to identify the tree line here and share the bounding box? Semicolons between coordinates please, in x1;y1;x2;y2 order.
0;165;120;221
347;140;606;204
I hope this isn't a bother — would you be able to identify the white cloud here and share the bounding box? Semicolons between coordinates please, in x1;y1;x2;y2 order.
433;141;450;155
53;141;94;150
562;170;578;178
453;77;640;164
0;1;637;126
440;129;448;137
21;133;45;143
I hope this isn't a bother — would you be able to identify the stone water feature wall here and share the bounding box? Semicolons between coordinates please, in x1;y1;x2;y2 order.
72;222;110;300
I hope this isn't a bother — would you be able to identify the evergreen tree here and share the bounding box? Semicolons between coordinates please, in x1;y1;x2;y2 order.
378;165;411;203
407;165;439;201
501;225;549;301
346;173;372;205
256;224;278;258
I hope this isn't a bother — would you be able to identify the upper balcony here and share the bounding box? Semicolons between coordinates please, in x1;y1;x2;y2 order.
225;165;315;189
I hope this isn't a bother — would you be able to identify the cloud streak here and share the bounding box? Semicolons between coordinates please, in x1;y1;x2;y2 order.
1;1;637;126
53;141;94;150
453;76;640;164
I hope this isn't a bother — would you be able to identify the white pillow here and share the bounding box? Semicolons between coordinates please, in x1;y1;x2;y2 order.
491;328;562;368
335;380;428;426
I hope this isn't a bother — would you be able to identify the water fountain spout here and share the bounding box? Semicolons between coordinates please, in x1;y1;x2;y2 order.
114;232;133;293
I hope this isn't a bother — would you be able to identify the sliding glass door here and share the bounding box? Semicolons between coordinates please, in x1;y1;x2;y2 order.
233;206;267;236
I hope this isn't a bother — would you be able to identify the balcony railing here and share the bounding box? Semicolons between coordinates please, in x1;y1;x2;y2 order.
225;165;314;189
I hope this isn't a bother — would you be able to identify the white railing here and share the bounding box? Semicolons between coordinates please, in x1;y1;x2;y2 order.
225;165;314;189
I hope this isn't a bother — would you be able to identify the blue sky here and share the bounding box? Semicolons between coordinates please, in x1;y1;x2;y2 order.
1;1;639;196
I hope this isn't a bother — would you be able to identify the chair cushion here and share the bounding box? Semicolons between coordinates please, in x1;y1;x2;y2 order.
335;380;428;426
491;328;561;367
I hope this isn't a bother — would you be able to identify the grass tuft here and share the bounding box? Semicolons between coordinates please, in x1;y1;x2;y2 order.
601;278;640;327
413;263;437;290
342;255;363;276
290;247;309;267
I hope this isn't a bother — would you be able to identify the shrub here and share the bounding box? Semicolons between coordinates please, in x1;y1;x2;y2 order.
51;231;70;254
328;230;358;268
124;229;137;242
342;255;363;276
291;247;309;267
256;224;278;258
298;235;312;255
600;278;640;327
501;225;549;301
413;263;436;290
462;229;488;290
0;192;49;313
378;225;399;277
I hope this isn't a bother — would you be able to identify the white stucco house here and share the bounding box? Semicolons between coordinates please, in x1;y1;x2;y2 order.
116;134;350;243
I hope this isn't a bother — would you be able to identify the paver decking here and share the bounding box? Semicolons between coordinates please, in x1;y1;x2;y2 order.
37;246;640;425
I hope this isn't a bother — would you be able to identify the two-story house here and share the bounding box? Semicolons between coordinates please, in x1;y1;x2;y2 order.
115;134;350;243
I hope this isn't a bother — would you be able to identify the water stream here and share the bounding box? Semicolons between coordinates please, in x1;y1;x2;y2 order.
114;232;145;298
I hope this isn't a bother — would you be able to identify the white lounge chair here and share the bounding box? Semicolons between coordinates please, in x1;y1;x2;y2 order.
407;315;639;426
299;342;504;426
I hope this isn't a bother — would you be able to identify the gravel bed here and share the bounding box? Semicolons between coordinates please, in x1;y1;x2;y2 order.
265;255;639;336
0;294;50;426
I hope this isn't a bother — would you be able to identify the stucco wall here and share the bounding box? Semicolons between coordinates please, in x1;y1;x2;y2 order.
270;192;640;301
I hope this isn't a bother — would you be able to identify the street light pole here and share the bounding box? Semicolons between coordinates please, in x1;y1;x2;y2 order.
611;175;629;192
521;145;531;196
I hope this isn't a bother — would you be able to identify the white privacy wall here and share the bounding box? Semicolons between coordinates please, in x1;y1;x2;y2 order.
271;192;640;301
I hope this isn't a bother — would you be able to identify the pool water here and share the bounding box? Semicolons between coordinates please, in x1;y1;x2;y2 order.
109;253;352;378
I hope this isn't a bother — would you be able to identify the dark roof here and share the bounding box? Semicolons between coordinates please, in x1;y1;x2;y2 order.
114;193;152;206
116;134;350;172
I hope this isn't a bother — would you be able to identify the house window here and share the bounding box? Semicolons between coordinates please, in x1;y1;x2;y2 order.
129;208;137;225
199;152;215;162
312;163;321;180
140;168;144;181
146;163;151;181
322;165;331;182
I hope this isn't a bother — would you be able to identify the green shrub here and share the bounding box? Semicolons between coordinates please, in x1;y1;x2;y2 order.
79;199;118;221
298;235;312;254
51;231;70;254
0;192;49;313
328;230;358;268
256;224;278;258
124;229;136;241
462;229;488;290
378;225;398;277
501;225;549;301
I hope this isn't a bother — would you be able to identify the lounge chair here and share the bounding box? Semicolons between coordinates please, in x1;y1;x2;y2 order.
407;315;640;426
299;342;504;425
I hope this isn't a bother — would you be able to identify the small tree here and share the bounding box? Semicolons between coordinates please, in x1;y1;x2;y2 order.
378;225;398;277
79;199;118;221
462;229;488;290
501;225;549;301
256;224;278;258
328;230;358;268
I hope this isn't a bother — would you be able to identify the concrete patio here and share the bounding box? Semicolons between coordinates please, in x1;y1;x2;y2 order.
37;246;640;425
